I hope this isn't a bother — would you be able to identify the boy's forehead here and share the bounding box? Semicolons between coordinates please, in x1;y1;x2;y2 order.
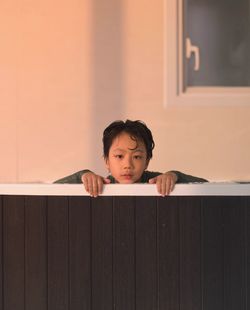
111;132;145;149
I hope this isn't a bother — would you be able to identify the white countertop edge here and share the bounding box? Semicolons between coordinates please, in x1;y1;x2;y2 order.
0;183;250;196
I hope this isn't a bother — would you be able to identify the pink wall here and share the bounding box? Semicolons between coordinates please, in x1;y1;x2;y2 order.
1;0;250;183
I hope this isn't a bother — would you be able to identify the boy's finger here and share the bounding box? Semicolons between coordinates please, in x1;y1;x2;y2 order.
97;178;104;195
148;177;157;184
103;178;111;184
82;177;89;192
161;179;168;197
156;179;163;195
92;182;98;197
87;177;96;196
170;179;175;192
165;177;172;196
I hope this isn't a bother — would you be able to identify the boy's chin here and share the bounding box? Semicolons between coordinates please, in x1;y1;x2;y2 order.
118;180;134;184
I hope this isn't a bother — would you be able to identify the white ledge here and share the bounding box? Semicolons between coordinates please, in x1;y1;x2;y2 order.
0;183;250;196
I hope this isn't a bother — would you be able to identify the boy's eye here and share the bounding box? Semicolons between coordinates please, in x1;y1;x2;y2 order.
134;155;142;159
115;154;123;159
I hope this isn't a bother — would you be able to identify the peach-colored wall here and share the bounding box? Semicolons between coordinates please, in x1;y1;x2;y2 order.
1;0;250;183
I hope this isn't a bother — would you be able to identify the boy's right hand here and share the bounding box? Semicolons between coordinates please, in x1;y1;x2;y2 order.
81;171;111;197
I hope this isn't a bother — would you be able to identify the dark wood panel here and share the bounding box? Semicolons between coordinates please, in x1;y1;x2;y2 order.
158;196;180;310
69;196;91;310
3;196;25;310
246;197;250;309
179;197;202;310
91;197;113;310
0;196;2;310
0;194;249;310
223;197;246;310
135;196;157;310
202;197;225;310
25;196;47;310
203;197;247;310
47;196;69;310
113;197;135;310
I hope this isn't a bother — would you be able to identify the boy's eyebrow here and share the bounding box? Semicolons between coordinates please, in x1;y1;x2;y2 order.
113;148;145;153
131;148;145;153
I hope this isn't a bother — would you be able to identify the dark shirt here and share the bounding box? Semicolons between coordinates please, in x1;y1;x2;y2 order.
55;170;208;184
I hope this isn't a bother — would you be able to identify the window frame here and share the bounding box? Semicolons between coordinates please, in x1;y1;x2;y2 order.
164;0;250;107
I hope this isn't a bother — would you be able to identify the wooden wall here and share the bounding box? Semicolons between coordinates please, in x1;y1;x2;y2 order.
0;195;249;310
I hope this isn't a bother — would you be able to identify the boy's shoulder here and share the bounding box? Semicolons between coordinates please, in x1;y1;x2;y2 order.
140;171;162;183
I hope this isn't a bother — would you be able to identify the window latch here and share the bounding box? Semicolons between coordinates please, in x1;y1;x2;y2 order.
186;37;200;71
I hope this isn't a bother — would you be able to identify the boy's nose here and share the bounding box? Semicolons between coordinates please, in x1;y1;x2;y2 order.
124;156;133;168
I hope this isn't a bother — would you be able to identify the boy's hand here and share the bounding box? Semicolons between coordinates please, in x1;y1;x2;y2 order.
81;172;111;197
148;172;178;196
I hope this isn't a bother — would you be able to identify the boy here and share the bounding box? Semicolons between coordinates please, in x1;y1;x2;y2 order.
55;120;207;196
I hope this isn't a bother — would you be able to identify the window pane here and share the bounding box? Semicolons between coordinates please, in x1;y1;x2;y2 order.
185;0;250;87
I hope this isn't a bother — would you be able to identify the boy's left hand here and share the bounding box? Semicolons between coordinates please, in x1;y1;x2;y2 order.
148;171;178;196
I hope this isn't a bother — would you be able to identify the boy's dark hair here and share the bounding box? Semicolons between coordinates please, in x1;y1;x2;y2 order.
103;120;155;159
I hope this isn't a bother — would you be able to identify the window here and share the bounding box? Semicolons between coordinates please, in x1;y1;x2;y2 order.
164;0;250;106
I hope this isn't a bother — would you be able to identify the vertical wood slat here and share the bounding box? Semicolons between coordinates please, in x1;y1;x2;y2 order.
202;197;247;310
3;196;25;310
158;196;179;310
135;197;157;310
246;197;250;310
223;197;246;310
0;196;3;309
91;197;113;310
69;196;91;310
0;193;250;310
25;196;47;310
202;197;224;310
47;196;69;310
179;197;202;310
113;197;135;310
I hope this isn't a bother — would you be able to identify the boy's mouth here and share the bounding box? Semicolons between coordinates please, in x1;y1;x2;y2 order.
121;174;133;179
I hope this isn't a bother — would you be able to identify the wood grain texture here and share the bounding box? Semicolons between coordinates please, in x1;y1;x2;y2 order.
223;197;246;310
202;197;224;310
202;197;246;310
246;197;250;310
0;196;2;310
113;197;135;310
91;197;113;310
25;196;47;310
47;196;69;310
0;195;249;310
179;197;202;310
69;196;91;310
135;196;157;310
158;196;180;310
3;196;25;310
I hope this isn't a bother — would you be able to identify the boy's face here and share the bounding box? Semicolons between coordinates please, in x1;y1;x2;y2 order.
105;132;149;183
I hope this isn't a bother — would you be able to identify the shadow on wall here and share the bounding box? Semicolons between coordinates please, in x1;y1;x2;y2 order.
90;0;125;172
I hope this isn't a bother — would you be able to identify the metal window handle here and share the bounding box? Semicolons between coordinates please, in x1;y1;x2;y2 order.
186;37;200;71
